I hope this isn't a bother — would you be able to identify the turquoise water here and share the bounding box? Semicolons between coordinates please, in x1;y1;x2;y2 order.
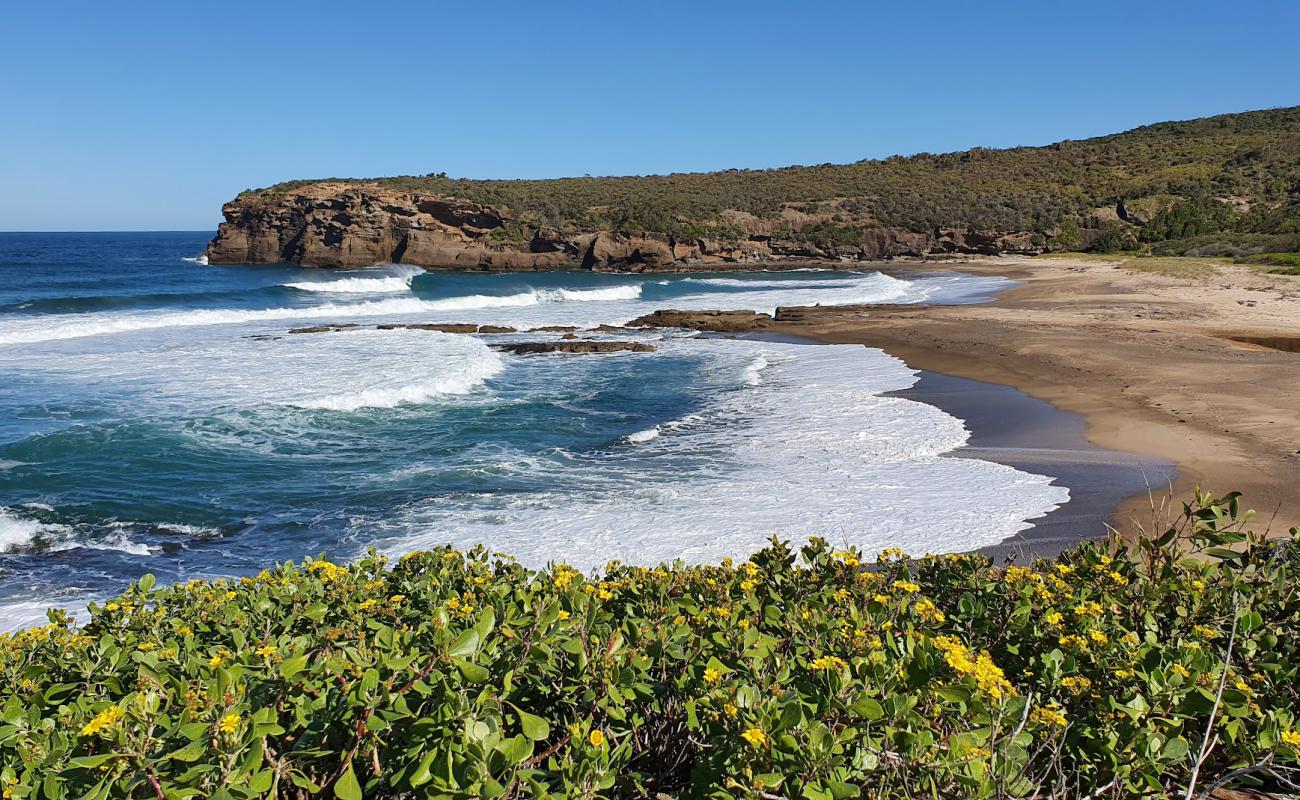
0;232;1067;629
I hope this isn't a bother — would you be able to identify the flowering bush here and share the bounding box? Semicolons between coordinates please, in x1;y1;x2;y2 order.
1;491;1298;799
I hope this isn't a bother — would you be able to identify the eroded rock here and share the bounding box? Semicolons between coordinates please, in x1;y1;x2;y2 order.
625;309;774;332
493;341;655;355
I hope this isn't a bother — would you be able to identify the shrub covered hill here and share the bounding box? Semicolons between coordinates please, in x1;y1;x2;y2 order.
206;107;1300;269
3;492;1300;798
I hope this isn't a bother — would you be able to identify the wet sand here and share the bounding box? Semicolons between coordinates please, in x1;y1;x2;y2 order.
772;256;1300;538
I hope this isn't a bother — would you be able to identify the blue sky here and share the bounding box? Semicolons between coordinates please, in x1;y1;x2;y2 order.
2;0;1297;231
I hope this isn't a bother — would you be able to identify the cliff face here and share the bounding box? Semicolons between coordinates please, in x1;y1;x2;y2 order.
205;183;1048;270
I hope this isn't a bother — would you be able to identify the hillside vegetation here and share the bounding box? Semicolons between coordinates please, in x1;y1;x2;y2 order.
3;492;1299;798
252;107;1300;254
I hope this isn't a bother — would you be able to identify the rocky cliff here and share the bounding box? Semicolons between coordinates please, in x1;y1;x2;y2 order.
205;182;1048;271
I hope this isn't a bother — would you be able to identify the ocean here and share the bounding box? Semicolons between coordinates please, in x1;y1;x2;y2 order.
0;232;1068;630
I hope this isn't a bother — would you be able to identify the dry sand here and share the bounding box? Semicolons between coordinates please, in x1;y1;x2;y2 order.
773;256;1300;536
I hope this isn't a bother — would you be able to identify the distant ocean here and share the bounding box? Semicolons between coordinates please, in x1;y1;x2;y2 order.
0;232;1068;629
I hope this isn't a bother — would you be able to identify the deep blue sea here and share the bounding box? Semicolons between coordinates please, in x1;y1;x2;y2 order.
0;232;1068;629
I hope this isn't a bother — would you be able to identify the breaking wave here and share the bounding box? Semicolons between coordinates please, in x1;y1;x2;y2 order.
285;265;424;294
286;348;505;411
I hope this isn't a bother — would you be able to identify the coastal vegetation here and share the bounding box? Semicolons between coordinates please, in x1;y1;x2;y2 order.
246;107;1300;256
2;493;1299;798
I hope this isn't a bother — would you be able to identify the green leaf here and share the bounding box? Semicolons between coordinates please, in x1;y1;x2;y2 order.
516;708;551;741
851;696;885;721
138;573;156;592
495;734;534;766
448;629;481;658
334;764;362;800
68;753;118;769
454;658;490;682
279;654;309;679
409;751;437;787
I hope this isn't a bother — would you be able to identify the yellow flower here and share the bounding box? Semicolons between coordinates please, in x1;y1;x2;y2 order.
741;727;768;748
1054;564;1074;576
388;594;405;604
1191;579;1206;591
218;713;240;734
831;550;860;567
740;579;756;592
703;667;723;684
556;609;570;621
810;655;847;671
1088;629;1109;646
738;618;750;630
933;636;1014;699
1045;612;1064;626
1058;634;1089;652
1121;632;1140;646
1073;601;1103;618
1282;730;1300;748
914;597;945;624
208;653;224;668
254;645;277;658
588;729;606;747
723;702;738;717
892;581;920;594
1031;705;1068;728
358;599;378;611
872;593;890;604
1171;664;1191;679
81;705;125;737
1060;675;1092;694
1193;625;1218;640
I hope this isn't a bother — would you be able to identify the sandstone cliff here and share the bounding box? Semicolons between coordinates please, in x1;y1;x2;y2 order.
205;182;1049;271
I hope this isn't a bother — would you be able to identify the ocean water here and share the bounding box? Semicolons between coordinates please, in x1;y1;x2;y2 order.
0;232;1068;630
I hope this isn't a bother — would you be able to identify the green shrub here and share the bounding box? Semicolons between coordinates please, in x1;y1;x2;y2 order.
1235;252;1300;275
2;492;1298;798
244;107;1300;253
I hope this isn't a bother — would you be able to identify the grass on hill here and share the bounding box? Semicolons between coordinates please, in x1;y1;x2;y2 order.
1236;252;1300;275
244;107;1300;256
2;492;1299;799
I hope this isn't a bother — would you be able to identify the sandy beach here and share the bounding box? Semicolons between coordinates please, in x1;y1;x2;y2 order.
773;256;1300;537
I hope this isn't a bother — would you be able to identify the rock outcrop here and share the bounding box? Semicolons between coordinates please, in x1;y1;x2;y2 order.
205;183;1050;271
493;341;655;355
625;309;774;332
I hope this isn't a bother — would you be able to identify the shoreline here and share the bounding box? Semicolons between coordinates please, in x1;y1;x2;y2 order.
771;255;1300;537
896;370;1171;559
736;331;1170;558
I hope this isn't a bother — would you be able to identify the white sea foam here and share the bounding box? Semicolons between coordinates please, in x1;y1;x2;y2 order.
0;598;85;634
285;265;423;294
286;276;411;294
181;255;209;265
288;349;505;411
0;508;46;552
381;338;1069;569
155;523;221;537
625;427;661;443
0;297;438;345
50;534;154;557
545;285;643;302
742;354;769;386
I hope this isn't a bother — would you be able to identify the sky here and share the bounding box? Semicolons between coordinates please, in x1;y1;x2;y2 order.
2;0;1298;231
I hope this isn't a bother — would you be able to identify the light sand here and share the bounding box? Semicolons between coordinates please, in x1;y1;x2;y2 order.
773;256;1300;536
